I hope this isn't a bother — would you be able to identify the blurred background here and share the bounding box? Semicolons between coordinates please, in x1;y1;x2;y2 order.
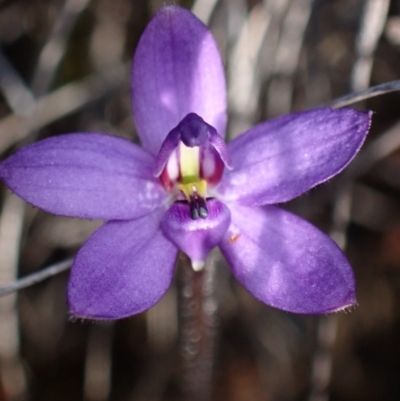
1;0;400;400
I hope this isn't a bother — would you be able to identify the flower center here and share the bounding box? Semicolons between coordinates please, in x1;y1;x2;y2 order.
177;142;209;219
155;113;232;220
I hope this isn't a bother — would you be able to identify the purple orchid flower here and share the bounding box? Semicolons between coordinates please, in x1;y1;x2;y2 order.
0;5;371;319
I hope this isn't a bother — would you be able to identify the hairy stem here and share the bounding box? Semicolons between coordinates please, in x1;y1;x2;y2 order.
178;252;218;401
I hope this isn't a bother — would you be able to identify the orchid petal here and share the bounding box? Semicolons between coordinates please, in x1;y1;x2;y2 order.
217;108;371;206
68;208;178;319
219;203;356;314
132;5;227;156
161;199;230;270
0;133;168;220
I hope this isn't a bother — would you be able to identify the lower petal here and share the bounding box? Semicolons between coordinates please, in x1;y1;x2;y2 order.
161;199;230;271
68;208;178;319
219;204;356;314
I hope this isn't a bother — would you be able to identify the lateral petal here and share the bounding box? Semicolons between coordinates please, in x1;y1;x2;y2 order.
219;203;356;314
132;5;227;156
68;208;178;319
0;133;168;220
217;108;371;205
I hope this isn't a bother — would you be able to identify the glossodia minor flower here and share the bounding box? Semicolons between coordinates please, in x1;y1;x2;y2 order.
0;5;371;319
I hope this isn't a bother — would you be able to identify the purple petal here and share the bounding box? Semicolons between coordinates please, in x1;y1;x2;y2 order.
68;208;178;319
132;5;227;156
0;133;168;220
217;108;371;206
161;199;230;270
219;203;356;314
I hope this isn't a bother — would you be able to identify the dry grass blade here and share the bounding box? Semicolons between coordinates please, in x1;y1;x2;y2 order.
31;0;92;96
328;79;400;108
0;63;129;152
0;194;26;400
351;0;390;91
0;258;73;298
0;50;35;116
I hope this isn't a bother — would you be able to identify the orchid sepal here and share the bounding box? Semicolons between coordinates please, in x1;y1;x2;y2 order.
220;203;356;314
0;133;168;220
132;6;227;156
217;108;372;206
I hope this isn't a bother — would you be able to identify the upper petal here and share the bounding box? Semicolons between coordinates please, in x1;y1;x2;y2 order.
217;108;372;205
0;133;168;220
132;5;227;156
219;203;356;314
68;208;178;319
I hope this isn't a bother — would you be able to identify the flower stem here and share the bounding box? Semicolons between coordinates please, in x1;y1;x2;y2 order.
178;252;218;401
